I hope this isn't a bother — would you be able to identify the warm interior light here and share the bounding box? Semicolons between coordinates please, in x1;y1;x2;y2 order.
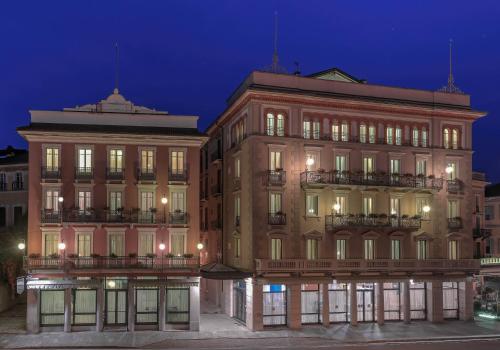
58;196;64;203
445;166;453;174
409;279;414;285
197;243;204;250
422;205;431;213
161;197;168;205
159;243;166;251
108;280;116;288
333;203;341;212
58;242;66;250
306;157;315;167
18;242;25;250
391;209;397;215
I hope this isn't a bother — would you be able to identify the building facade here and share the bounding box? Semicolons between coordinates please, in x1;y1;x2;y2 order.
0;146;28;231
205;69;484;330
18;89;207;333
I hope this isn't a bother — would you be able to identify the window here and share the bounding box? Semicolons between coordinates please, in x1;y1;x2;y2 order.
416;159;427;176
171;234;185;255
234;236;241;258
306;239;318;260
332;123;339;141
363;156;374;177
386;126;393;145
77;233;91;257
485;206;494;220
267;113;275;136
78;190;92;212
447;200;458;219
0;173;5;187
109;191;122;212
171;192;185;212
78;148;92;172
443;128;450;149
45;189;60;211
312;121;320;139
390;198;400;216
166;287;190;324
171;150;185;175
46;147;59;170
303;120;311;139
335;155;347;173
235;157;241;178
417;240;428;260
364;239;375;260
341;122;349;141
368;125;376;144
109;234;124;256
412;127;419;147
40;290;65;326
333;195;346;215
270;151;282;171
359;124;367;143
336;239;346;260
363;197;373;215
269;193;282;214
276;114;285;136
390;159;401;175
235;195;241;223
391;240;400;260
141;150;154;172
138;232;154;256
422;128;428;147
109;149;123;172
271;238;282;260
72;289;97;325
306;194;318;216
448;240;459;260
305;152;319;171
141;192;154;211
395;127;402;145
416;198;430;219
446;161;457;180
452;129;459;149
44;233;59;256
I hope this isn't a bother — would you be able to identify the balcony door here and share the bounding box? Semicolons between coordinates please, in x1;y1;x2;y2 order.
78;148;92;173
46;147;60;171
108;233;125;256
170;150;185;175
109;149;123;173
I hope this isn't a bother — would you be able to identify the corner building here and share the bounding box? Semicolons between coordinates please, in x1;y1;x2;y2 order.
18;89;207;333
206;69;484;330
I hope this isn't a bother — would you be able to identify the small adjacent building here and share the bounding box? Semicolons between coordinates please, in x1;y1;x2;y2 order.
18;89;207;333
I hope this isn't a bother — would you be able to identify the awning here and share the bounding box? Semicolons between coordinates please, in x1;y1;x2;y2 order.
200;262;252;280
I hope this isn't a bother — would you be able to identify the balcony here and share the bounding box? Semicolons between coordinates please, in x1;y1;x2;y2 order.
211;183;222;196
473;228;492;240
235;216;240;227
210;149;222;162
169;211;188;225
268;212;286;225
75;167;93;180
447;179;463;193
267;170;286;186
137;168;156;182
300;171;443;190
480;257;500;267
325;214;421;232
448;217;463;230
11;181;24;191
168;169;188;182
255;258;479;275
23;255;200;273
106;168;125;181
40;209;170;225
211;219;222;230
40;210;62;223
41;166;61;180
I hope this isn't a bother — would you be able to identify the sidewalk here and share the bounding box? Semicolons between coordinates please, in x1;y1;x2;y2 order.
1;313;500;349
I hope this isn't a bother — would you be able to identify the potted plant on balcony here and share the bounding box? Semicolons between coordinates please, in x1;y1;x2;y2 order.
165;253;175;258
28;253;40;259
183;253;194;259
128;252;137;258
110;253;118;259
48;253;60;259
428;174;435;179
317;168;325;173
68;253;78;259
146;253;157;259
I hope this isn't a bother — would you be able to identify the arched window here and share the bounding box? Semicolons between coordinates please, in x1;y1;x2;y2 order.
452;129;459;149
266;113;275;136
443;128;450;149
386;126;394;145
276;114;284;136
359;123;367;143
412;127;419;147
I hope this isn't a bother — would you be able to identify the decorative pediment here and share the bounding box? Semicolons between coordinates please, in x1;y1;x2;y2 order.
447;232;465;240
333;230;353;239
413;231;434;241
232;230;241;237
362;230;380;239
302;230;323;240
389;230;406;238
266;229;287;237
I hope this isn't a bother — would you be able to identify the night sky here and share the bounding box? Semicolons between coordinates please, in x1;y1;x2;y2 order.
1;1;499;181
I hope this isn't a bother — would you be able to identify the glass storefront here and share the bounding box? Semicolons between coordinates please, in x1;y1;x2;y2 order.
72;289;97;325
443;282;459;319
301;284;321;324
410;282;427;320
166;287;190;324
40;290;65;326
328;282;349;323
263;284;287;326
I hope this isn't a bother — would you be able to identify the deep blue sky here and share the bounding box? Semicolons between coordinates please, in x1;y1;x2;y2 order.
1;1;499;181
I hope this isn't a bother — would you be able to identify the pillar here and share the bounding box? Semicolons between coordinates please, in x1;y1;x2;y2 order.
64;288;72;332
350;282;358;326
402;281;411;324
459;278;474;321
246;280;263;331
26;289;40;334
376;282;384;325
321;283;330;327
158;284;166;331
96;284;104;332
287;284;301;329
427;281;443;323
127;284;135;331
189;279;200;331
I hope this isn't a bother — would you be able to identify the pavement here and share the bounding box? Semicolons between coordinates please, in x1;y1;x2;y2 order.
1;305;500;349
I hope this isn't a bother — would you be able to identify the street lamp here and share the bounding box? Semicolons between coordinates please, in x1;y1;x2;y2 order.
18;240;26;251
332;203;341;213
422;205;431;213
159;241;166;270
306;157;315;169
58;196;64;222
197;243;204;251
58;240;66;260
445;166;453;174
161;195;168;224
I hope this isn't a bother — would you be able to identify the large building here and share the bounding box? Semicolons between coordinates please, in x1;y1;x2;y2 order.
18;89;207;333
0;146;28;231
204;68;484;330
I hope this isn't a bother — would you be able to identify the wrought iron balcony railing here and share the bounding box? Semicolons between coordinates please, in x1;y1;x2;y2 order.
168;169;188;182
169;211;188;225
137;168;156;181
300;171;443;190
11;181;24;191
325;214;421;231
268;212;286;225
473;228;492;240
267;170;286;186
106;168;125;180
41;166;61;180
75;166;93;180
447;179;463;193
40;209;172;225
40;210;62;223
448;217;463;230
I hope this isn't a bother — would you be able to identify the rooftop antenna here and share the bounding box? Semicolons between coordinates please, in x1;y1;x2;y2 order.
261;11;287;74
114;43;120;94
293;61;301;76
438;39;463;94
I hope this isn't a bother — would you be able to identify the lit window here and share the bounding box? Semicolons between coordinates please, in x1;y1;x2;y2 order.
234;158;241;178
422;128;428;147
109;149;123;173
269;193;282;214
141;150;154;172
391;240;400;260
312;121;320;140
390;159;401;175
306;239;318;260
333;196;346;215
416;198;430;219
78;148;92;172
78;191;92;213
390;198;400;216
448;240;458;260
395;127;402;145
303;120;311;139
171;150;185;175
341;122;349;141
447;200;458;219
363;156;374;176
417;240;427;260
412;127;419;147
267;113;275;136
386;126;393;145
446;161;457;180
335;155;347;173
368;125;376;144
332;123;339;141
45;189;60;211
443;128;450;149
234;236;241;258
452;129;459;149
336;239;346;260
109;191;122;212
359;124;367;143
276;114;284;136
306;194;319;216
364;239;375;260
363;197;373;215
416;159;427;176
46;147;59;171
270;151;282;171
271;238;282;260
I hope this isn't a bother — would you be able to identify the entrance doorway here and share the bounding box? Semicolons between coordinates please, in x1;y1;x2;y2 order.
104;278;128;326
135;288;158;325
356;283;374;322
329;282;349;323
443;282;459;319
301;284;321;324
233;280;246;323
263;284;286;326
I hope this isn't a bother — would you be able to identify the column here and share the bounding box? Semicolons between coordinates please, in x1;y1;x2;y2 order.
287;284;301;330
402;281;411;324
158;284;166;331
26;289;40;334
459;278;474;321
189;279;200;331
246;280;263;331
321;283;330;327
127;284;135;331
96;284;104;332
427;281;443;323
64;288;72;333
376;282;384;325
350;282;357;326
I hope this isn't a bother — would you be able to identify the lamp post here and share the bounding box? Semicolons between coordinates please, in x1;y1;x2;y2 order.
18;240;26;258
332;203;341;214
197;243;203;264
161;196;168;224
159;241;166;270
422;205;431;220
58;240;66;262
58;196;64;223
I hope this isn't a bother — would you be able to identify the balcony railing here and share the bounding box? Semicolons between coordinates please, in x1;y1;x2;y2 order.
168;169;188;182
480;257;500;266
24;256;200;272
448;217;463;230
137;168;156;181
267;170;286;186
106;168;125;181
447;179;463;193
41;166;61;180
169;211;188;225
11;181;24;191
40;209;173;225
211;183;222;196
268;212;286;225
300;171;443;190
75;167;93;180
473;228;492;240
255;258;479;274
325;214;421;231
40;210;62;223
